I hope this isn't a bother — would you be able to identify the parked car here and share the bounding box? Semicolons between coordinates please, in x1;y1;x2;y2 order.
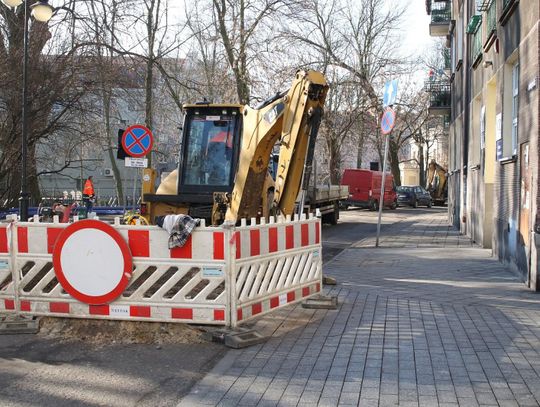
341;169;397;210
396;185;432;208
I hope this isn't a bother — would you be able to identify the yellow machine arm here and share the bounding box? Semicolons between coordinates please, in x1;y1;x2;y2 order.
225;70;328;222
426;159;447;200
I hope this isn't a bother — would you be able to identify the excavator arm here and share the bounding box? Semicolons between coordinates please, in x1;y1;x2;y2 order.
426;160;447;203
225;70;328;222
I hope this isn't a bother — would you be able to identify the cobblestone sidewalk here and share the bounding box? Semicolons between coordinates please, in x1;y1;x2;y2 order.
179;211;540;407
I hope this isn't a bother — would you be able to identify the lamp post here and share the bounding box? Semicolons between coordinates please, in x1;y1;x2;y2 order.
1;0;53;221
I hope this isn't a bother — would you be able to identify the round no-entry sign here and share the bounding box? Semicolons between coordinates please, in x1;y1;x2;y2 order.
121;124;154;158
52;220;133;305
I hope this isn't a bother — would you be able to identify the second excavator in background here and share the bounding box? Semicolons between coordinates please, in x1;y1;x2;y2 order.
426;159;448;206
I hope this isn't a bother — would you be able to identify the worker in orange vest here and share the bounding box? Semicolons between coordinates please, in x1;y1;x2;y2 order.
82;176;95;214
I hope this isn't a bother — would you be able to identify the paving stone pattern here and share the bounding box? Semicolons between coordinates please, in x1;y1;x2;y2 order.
179;210;540;407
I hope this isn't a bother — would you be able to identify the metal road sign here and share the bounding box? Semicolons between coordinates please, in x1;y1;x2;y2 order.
383;79;398;107
125;157;148;168
52;220;132;305
121;124;154;158
380;107;396;135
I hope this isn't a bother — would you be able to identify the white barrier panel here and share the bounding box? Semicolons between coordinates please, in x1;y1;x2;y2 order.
9;219;229;325
230;214;323;327
1;214;323;328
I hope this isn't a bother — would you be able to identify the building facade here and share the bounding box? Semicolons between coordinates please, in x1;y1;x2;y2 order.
426;0;540;288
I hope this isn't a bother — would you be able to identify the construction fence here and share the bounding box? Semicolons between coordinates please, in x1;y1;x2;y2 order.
0;214;322;328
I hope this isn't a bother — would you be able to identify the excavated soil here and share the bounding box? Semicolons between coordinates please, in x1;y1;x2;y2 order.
38;317;208;346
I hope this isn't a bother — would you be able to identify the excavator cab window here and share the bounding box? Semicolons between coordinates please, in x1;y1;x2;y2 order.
178;107;241;201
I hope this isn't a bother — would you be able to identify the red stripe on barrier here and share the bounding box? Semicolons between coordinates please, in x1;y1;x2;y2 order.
50;302;70;313
214;309;225;321
130;305;151;317
286;225;294;249
316;283;321;292
89;305;109;315
4;299;14;310
269;227;278;253
270;296;279;308
0;227;8;253
172;308;193;320
302;287;310;297
252;302;262;316
316;222;320;244
17;227;28;253
250;229;260;256
128;230;149;257
170;236;192;259
237;308;243;321
287;291;295;302
301;224;309;247
47;228;63;254
20;301;31;312
235;232;241;259
213;232;224;260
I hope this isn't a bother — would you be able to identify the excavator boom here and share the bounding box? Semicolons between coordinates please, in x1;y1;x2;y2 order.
225;70;328;222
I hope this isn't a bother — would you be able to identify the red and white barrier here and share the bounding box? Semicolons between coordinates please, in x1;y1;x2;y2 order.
0;223;14;313
230;214;322;326
0;213;322;327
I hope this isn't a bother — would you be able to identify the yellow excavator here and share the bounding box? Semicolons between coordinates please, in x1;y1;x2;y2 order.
426;159;448;206
141;70;329;225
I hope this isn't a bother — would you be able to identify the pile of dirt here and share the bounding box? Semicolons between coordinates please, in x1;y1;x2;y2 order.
38;317;208;346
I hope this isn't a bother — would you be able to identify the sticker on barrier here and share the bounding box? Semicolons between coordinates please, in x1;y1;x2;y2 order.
52;220;133;305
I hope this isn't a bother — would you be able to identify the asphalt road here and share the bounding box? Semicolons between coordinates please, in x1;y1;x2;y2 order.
0;205;442;407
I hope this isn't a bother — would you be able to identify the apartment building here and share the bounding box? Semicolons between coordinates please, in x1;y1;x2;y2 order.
426;0;540;288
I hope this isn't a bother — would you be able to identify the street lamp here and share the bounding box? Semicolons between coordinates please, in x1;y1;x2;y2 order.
1;0;54;220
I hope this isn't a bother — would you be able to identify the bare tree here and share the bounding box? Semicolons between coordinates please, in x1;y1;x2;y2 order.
0;3;94;206
283;0;410;179
212;0;288;104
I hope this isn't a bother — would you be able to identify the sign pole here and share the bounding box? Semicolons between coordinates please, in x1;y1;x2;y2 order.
375;130;390;247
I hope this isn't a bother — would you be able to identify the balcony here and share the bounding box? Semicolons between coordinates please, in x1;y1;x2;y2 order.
428;0;452;37
425;80;451;115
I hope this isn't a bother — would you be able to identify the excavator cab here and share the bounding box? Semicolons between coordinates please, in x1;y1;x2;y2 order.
178;105;242;199
142;104;243;221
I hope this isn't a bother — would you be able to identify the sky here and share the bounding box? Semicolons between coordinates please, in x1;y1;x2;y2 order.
402;1;435;57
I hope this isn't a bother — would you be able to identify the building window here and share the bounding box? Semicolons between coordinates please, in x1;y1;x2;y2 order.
500;60;519;160
484;0;497;51
500;0;519;25
511;63;519;156
472;25;483;67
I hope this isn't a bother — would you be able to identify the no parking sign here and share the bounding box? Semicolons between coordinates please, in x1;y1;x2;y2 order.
121;125;154;158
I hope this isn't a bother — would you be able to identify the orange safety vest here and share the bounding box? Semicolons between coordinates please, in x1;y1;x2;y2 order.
83;179;94;196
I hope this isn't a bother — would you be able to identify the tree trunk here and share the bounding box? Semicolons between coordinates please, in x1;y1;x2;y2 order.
388;139;401;186
28;143;40;204
418;144;425;187
356;119;364;168
145;57;154;166
103;90;124;205
328;138;341;184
